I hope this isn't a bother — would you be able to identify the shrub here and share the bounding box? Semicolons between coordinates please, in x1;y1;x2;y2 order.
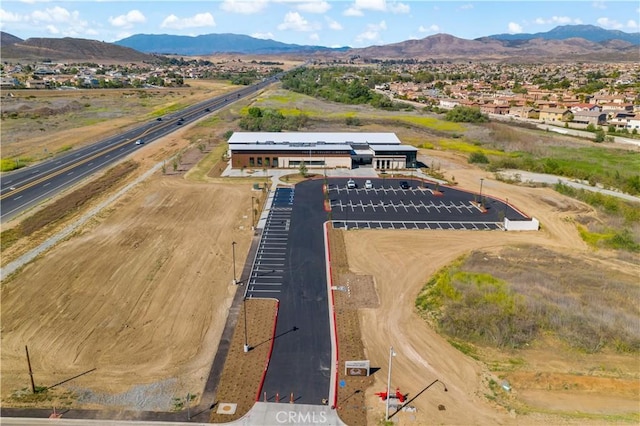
444;106;489;123
468;151;489;164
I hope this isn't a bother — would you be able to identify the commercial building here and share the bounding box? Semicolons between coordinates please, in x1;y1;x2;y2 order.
228;132;418;170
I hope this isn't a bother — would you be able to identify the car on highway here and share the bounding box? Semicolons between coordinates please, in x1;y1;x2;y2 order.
205;108;210;112
156;117;162;121
399;180;410;189
364;179;373;189
135;139;144;145
347;179;356;189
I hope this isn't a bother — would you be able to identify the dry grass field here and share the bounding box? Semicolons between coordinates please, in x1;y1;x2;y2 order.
1;85;638;425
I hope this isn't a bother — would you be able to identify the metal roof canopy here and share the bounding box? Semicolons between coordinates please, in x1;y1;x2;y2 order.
228;132;401;145
229;143;353;151
371;145;418;152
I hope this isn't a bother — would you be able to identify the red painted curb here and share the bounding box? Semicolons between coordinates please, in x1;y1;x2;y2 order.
255;300;280;402
325;224;340;409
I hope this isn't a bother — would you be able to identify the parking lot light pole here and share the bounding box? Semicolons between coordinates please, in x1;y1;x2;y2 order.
232;241;237;285
479;178;485;207
251;196;256;229
385;346;396;421
243;297;250;352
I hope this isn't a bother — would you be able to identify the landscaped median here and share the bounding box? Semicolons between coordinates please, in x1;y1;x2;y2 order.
209;298;278;423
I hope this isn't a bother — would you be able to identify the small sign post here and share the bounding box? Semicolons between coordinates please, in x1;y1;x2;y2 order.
345;360;370;377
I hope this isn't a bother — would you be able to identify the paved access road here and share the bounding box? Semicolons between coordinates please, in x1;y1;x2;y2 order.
250;181;332;406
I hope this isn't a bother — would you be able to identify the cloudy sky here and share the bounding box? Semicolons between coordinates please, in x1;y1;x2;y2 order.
1;0;638;47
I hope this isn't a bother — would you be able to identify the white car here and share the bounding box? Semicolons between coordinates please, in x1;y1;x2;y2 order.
364;179;373;189
346;179;356;189
135;139;144;145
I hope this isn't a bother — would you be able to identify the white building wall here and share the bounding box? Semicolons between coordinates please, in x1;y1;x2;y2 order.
504;217;539;231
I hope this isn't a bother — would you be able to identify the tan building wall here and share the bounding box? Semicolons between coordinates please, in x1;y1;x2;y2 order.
231;152;351;169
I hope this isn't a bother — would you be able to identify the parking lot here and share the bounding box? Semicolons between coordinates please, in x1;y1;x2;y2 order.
245;187;294;299
327;177;527;229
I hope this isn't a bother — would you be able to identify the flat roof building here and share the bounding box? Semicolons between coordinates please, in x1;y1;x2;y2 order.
228;132;417;170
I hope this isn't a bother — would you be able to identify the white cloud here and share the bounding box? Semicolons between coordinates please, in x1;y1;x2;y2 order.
0;9;22;23
309;32;319;41
354;0;387;11
161;12;215;30
326;16;343;30
597;17;624;29
343;0;408;15
277;11;313;31
508;22;523;33
418;24;439;33
355;20;386;43
389;2;410;14
220;0;268;14
108;10;146;29
627;19;639;30
534;16;582;25
26;6;93;37
252;31;274;39
592;1;607;9
343;6;363;17
297;1;331;14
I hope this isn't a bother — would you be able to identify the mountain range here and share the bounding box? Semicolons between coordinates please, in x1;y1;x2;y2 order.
0;25;638;63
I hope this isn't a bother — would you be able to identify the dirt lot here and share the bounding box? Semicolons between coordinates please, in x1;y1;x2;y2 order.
1;87;638;424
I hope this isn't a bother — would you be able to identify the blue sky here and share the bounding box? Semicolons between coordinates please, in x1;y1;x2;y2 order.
1;1;638;47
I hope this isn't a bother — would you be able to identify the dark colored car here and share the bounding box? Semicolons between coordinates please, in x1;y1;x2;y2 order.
399;181;410;189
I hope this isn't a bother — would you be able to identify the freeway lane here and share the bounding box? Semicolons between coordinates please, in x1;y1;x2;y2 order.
0;76;279;222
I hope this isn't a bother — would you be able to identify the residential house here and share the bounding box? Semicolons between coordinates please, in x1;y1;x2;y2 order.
608;112;638;130
572;111;607;126
480;104;510;115
539;107;572;123
510;106;538;119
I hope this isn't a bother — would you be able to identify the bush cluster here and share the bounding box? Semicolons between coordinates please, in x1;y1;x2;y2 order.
415;255;640;353
238;107;308;132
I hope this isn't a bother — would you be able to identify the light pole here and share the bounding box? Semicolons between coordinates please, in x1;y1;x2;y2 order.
385;346;396;421
243;297;250;352
251;196;256;230
479;178;485;207
231;241;237;285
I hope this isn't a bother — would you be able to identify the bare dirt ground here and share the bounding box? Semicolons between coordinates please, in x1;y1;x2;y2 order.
343;149;640;425
2;85;638;424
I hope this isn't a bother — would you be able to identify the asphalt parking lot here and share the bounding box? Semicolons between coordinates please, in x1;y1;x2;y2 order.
328;177;527;229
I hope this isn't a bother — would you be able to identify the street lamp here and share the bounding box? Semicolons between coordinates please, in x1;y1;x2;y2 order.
385;346;397;421
243;297;250;353
251;196;256;230
231;241;237;285
479;178;485;207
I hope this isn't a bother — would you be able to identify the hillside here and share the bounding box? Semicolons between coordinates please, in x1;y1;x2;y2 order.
487;24;640;45
1;37;156;63
347;33;637;62
115;33;348;55
1;31;23;47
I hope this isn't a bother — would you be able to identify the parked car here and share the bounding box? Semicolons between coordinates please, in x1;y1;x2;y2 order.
347;179;356;189
399;181;410;189
364;179;373;189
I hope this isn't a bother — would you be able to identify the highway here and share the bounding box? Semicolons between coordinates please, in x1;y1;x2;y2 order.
0;76;279;223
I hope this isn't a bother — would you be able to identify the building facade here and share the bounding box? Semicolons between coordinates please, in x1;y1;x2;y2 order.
228;132;418;170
